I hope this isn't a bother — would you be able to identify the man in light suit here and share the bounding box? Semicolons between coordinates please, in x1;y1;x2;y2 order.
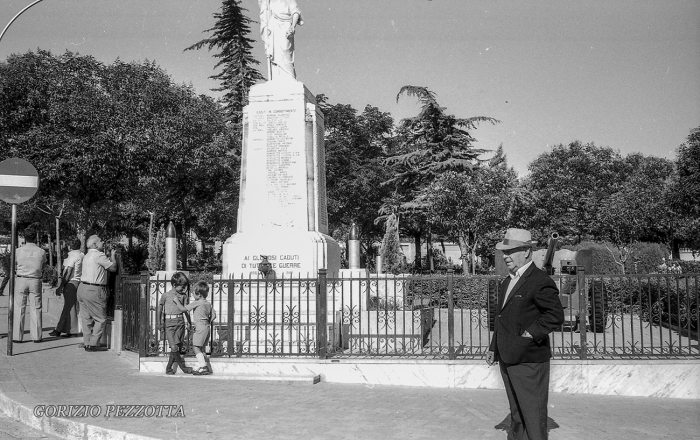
487;228;564;440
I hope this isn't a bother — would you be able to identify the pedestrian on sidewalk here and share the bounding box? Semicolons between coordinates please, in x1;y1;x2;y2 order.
50;238;84;338
0;251;10;296
486;228;564;440
76;235;116;352
157;272;193;374
173;280;216;375
13;227;46;343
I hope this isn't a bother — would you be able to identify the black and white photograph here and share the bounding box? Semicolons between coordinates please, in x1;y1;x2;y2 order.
0;1;698;439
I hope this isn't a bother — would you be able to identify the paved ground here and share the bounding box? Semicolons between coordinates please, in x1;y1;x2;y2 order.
0;410;60;439
0;289;698;439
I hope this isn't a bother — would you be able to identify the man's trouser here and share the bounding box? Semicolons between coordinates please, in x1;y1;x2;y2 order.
77;283;108;346
13;277;43;341
499;360;550;440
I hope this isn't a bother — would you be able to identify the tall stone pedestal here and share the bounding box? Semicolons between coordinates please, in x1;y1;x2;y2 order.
222;80;340;278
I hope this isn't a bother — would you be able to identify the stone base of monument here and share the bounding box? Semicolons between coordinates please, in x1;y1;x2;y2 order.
221;229;340;279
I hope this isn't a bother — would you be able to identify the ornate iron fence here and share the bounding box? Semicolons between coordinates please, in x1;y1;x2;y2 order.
123;270;699;360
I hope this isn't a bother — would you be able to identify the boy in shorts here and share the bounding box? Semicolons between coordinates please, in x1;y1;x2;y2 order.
173;280;216;375
156;272;193;374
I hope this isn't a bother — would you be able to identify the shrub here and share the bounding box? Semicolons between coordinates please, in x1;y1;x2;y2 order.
188;271;215;285
119;243;149;275
570;241;622;274
626;242;670;274
603;275;698;332
187;253;222;272
677;260;700;273
404;274;500;310
146;225;165;274
420;248;450;272
41;265;58;287
569;241;675;275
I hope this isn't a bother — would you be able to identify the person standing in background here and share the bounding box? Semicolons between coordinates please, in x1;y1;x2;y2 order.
50;238;84;338
13;227;46;343
76;235;116;351
0;251;10;295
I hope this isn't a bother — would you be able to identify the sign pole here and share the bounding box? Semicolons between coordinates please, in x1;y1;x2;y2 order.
0;157;40;355
6;205;17;355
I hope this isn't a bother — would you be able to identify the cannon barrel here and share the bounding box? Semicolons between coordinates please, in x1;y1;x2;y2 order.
542;232;559;275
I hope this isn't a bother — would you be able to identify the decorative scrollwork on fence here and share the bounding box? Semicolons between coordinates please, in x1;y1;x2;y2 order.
283;305;300;329
342;305;361;329
250;305;267;329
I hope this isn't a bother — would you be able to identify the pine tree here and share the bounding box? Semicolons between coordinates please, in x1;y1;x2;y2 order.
185;0;264;124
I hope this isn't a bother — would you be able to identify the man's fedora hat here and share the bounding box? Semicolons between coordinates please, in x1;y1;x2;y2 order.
496;228;538;250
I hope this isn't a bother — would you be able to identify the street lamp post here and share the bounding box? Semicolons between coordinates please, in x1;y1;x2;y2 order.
0;0;47;44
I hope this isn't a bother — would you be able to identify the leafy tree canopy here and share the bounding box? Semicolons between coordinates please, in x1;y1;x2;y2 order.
0;50;237;244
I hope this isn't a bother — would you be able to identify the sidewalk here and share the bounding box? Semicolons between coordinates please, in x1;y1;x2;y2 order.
0;290;698;440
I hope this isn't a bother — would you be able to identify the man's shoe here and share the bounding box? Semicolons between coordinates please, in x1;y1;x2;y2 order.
165;369;176;375
182;367;194;374
49;330;60;337
61;333;71;338
89;346;108;352
33;340;43;343
192;367;211;376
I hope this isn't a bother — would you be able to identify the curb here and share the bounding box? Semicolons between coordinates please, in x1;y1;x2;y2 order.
0;389;161;440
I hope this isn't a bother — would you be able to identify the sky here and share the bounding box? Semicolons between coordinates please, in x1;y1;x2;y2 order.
1;0;698;176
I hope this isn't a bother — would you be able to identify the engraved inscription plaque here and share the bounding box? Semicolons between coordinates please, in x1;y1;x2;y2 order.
247;101;307;230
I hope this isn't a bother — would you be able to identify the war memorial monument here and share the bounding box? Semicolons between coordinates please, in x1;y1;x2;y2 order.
220;0;340;279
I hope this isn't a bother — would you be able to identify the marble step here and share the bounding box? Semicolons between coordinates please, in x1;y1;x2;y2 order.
162;372;321;384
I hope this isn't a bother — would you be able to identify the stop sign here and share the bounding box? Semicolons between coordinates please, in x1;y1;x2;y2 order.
0;158;39;204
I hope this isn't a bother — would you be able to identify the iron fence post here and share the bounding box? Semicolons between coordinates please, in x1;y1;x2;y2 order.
577;266;587;360
114;251;124;311
317;269;328;359
227;278;235;356
447;269;455;360
139;272;150;359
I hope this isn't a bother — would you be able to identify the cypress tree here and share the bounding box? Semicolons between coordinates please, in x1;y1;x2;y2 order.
185;0;264;124
380;214;403;274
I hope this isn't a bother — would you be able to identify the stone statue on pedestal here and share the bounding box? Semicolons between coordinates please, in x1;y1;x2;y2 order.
259;0;303;81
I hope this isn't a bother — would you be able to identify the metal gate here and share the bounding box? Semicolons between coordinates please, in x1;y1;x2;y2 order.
120;275;143;353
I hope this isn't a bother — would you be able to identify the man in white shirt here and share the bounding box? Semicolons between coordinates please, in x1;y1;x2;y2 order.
76;235;116;352
50;238;84;337
13;228;46;343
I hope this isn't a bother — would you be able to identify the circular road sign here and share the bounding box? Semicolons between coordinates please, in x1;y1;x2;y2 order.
0;157;39;204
